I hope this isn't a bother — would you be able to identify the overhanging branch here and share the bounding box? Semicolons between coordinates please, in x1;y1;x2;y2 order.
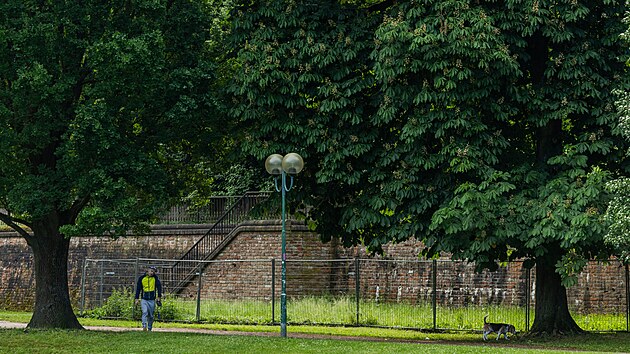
67;196;90;224
0;212;32;239
366;0;394;13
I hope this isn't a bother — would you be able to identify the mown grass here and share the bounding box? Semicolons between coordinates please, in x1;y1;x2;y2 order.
0;328;593;354
2;311;630;353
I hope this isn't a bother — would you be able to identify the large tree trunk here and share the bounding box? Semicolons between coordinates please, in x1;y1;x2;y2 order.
530;257;583;335
25;217;83;329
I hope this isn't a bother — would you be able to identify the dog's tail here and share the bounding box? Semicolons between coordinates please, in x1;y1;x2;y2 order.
484;315;488;324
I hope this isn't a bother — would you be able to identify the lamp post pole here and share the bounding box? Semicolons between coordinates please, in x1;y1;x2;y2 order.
279;169;288;337
265;153;304;338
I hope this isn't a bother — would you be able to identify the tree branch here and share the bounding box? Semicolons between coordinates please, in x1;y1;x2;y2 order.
67;196;91;224
0;212;32;238
366;0;394;13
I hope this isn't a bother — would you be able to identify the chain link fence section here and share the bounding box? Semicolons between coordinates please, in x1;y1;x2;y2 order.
80;258;276;324
80;259;138;315
285;259;358;326
356;259;434;329
566;261;629;331
433;260;529;332
78;258;629;332
183;258;274;324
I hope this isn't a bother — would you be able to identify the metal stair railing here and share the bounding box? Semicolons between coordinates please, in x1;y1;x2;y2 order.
166;191;272;293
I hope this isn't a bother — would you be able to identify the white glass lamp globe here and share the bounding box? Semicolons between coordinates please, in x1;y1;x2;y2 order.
281;153;304;175
265;154;284;175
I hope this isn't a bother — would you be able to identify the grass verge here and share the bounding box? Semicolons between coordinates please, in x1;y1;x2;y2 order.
0;328;588;354
1;311;629;353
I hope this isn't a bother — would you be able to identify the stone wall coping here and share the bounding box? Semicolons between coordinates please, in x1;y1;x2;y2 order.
0;219;308;238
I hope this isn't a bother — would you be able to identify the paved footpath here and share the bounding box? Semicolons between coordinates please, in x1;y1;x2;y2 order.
0;320;415;342
0;320;286;337
2;320;589;352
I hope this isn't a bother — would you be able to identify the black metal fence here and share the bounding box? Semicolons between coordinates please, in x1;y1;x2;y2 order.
156;198;242;225
2;195;268;229
79;258;630;332
167;191;272;294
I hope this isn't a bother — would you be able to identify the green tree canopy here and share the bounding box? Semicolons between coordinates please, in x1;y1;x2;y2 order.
0;0;223;328
228;0;629;334
605;88;630;263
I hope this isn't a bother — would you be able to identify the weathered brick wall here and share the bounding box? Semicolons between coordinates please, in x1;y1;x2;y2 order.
0;225;207;310
565;262;627;315
187;221;341;300
1;220;627;316
0;221;346;309
182;222;628;316
0;237;33;310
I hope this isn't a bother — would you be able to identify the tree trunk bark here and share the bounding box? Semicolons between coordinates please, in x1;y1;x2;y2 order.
529;256;583;335
25;218;83;329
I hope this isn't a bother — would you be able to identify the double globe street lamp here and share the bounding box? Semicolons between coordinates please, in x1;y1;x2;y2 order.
264;153;304;338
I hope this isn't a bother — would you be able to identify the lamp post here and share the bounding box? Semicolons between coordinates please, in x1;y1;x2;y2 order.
265;152;304;338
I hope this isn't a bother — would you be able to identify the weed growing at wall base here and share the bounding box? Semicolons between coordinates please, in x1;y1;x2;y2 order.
84;289;180;321
86;289;134;320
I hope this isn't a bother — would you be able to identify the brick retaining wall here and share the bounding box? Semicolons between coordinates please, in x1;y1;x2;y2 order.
0;220;627;316
0;225;207;310
1;221;359;309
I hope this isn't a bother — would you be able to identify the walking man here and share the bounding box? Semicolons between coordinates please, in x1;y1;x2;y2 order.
135;266;162;331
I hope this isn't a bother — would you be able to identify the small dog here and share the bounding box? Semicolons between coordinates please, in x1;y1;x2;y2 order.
483;315;516;341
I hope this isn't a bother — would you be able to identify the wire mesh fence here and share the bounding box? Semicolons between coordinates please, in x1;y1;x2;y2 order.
566;261;629;331
79;258;629;332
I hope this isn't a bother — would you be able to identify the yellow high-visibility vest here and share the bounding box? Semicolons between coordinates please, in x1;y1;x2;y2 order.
142;276;156;293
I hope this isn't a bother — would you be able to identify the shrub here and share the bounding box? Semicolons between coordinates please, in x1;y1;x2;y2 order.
155;296;178;321
85;289;183;322
86;288;135;320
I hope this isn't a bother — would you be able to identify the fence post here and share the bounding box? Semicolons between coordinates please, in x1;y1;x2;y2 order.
432;260;437;331
355;258;360;325
80;259;88;316
196;261;203;322
525;265;531;332
133;258;139;320
134;258;139;283
626;263;629;333
271;258;276;324
99;260;104;306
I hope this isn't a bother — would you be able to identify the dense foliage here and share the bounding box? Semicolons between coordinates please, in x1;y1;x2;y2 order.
0;0;222;328
229;0;629;279
0;0;224;235
228;0;629;333
604;88;630;263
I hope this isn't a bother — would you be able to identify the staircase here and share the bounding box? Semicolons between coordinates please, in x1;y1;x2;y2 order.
166;191;272;293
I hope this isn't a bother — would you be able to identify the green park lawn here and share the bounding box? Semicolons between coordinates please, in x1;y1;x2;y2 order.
1;311;630;353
